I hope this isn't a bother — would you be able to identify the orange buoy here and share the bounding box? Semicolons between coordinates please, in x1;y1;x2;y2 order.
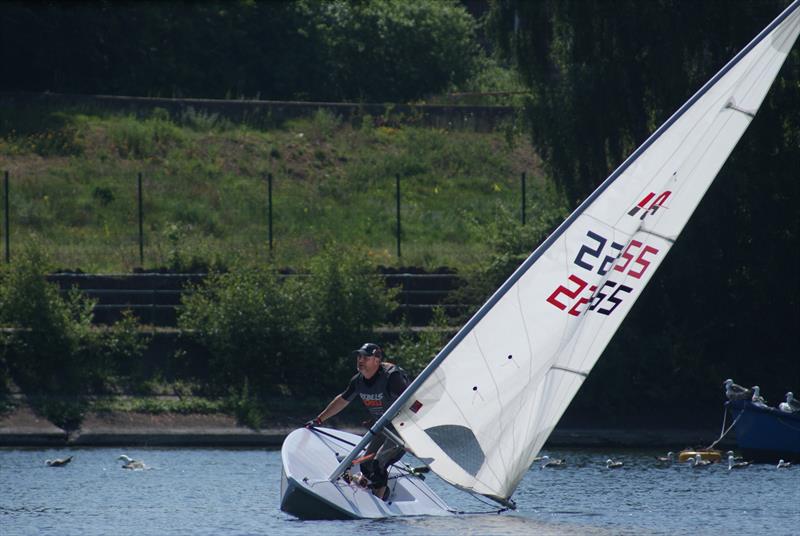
678;449;722;463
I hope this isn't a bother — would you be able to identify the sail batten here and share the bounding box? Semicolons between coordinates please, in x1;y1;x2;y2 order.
384;1;800;503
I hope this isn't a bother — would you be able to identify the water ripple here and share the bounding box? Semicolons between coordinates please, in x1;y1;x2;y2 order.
1;447;798;535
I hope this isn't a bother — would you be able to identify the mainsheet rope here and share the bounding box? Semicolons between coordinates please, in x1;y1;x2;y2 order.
307;426;509;514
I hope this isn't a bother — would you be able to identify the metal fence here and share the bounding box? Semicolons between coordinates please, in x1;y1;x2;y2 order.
1;170;534;268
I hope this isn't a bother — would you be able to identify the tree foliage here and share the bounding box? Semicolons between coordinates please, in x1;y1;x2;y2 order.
0;0;478;102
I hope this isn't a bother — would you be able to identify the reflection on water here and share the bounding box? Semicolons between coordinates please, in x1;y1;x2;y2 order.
0;447;797;536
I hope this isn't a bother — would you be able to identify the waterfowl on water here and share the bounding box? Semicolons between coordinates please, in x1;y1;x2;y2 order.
656;452;674;464
689;455;712;468
725;451;745;462
723;379;751;401
45;456;73;467
777;459;792;469
118;454;146;470
606;459;624;469
727;454;750;470
540;455;566;469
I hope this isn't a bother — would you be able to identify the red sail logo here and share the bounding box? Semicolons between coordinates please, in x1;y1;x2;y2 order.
628;191;671;219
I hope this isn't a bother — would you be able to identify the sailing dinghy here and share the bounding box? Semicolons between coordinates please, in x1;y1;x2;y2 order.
280;0;800;519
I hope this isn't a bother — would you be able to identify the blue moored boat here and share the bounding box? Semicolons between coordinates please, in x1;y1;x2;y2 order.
728;400;800;463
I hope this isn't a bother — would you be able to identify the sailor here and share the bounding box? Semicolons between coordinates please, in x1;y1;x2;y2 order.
307;342;409;501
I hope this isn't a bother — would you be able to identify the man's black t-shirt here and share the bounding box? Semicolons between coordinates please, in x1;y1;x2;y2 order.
341;363;408;419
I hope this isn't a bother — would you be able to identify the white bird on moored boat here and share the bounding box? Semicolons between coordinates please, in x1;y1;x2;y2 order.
779;392;800;413
777;459;792;469
750;386;767;407
118;454;146;470
727;454;750;470
723;379;751;400
45;455;73;467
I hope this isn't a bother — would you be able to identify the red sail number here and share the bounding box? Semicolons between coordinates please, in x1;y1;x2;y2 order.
546;274;588;313
613;240;659;279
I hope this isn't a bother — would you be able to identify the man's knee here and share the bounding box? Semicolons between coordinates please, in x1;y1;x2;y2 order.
361;461;388;488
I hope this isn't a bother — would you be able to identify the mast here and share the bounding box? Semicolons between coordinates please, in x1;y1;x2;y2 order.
329;0;800;484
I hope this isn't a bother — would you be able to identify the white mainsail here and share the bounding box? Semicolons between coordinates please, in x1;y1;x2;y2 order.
386;2;800;503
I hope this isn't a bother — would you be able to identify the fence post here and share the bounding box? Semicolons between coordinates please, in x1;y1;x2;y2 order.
267;172;273;255
138;172;144;266
3;171;9;263
521;171;526;225
396;174;401;259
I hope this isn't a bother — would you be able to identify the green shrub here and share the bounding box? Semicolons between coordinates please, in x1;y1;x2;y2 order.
302;109;342;143
386;307;452;376
178;244;397;396
0;246;96;394
107;112;185;159
228;379;265;430
0;246;148;400
178;264;307;394
27;395;87;431
299;245;398;386
99;311;150;391
162;222;227;273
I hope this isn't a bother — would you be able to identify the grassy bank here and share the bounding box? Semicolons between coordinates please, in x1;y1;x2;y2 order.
0;104;557;272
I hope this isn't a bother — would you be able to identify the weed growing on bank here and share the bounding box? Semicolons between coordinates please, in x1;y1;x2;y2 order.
0;104;551;271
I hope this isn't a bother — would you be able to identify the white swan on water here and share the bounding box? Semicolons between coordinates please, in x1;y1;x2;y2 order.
118;454;147;470
727;454;750;470
689;455;712;468
539;455;566;468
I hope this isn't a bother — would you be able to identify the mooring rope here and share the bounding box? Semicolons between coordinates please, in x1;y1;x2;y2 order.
706;406;742;450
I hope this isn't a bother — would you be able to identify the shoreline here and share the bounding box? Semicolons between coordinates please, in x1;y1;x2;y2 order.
0;405;734;449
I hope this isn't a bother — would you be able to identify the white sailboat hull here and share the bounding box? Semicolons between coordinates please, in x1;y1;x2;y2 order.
280;427;452;520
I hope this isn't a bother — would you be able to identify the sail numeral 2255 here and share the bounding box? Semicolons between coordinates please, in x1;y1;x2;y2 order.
574;231;624;275
546;231;660;316
546;276;633;316
575;231;658;279
573;231;659;279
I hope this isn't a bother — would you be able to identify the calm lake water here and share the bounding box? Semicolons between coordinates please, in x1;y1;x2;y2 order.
1;446;797;535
